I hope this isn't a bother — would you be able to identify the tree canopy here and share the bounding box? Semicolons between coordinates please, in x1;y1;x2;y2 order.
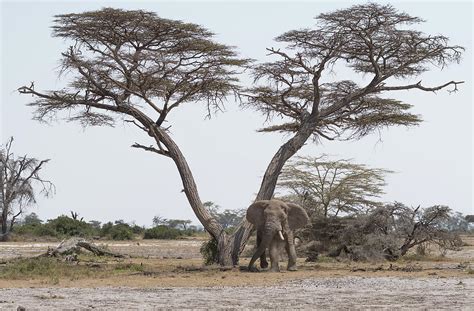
20;8;248;128
243;3;463;141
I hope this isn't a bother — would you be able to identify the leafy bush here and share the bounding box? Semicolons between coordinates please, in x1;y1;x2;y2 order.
143;225;183;239
108;224;133;240
200;237;219;265
45;215;96;237
130;224;145;235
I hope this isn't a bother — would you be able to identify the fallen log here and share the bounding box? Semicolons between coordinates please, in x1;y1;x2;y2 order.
40;237;126;258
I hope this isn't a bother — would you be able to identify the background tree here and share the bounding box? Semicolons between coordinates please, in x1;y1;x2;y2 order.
165;219;192;230
278;155;391;218
19;4;464;264
0;138;54;241
204;201;245;230
152;215;168;227
21;212;43;226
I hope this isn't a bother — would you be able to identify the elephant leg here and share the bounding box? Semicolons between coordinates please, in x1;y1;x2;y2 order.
256;230;268;269
269;239;280;272
285;232;298;271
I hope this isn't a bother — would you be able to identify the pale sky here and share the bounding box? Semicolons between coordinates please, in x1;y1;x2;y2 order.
1;1;472;227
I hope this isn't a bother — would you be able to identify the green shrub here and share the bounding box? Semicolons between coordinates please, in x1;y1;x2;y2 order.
143;225;183;239
46;215;96;237
108;224;133;240
130;224;145;235
200;237;219;265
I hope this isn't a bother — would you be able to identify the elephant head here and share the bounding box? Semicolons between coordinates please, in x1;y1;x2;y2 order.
246;200;309;271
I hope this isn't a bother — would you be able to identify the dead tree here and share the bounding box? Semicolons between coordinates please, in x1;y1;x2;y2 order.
0;137;54;241
19;4;464;265
42;237;125;258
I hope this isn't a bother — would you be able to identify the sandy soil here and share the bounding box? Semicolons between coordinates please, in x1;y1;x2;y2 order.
1;276;473;310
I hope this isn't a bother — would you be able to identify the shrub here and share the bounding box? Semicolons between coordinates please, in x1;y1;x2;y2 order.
143;225;183;239
45;215;96;237
108;224;133;240
200;237;219;265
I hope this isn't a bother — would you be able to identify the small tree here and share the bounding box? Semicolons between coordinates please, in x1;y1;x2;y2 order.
166;219;192;230
22;212;43;226
152;215;168;227
0;138;54;241
278;155;391;218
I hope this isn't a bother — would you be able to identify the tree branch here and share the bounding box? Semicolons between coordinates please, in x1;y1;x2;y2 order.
131;142;170;157
378;80;464;93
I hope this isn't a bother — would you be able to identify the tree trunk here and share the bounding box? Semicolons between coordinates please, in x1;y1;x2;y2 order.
226;120;317;265
1;211;9;242
152;126;234;265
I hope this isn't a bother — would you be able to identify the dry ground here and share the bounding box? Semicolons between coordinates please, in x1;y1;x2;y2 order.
0;236;473;309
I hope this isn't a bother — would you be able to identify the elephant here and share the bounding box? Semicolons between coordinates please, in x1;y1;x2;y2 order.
246;199;309;272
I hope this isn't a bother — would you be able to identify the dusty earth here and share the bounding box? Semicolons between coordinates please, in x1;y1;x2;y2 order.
0;236;473;310
1;277;473;310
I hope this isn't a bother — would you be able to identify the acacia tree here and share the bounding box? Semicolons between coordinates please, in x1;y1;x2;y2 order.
278;155;391;218
0;138;53;241
232;3;463;263
19;4;464;265
19;8;248;264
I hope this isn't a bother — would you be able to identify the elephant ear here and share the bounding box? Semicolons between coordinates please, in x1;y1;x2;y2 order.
286;203;309;230
246;201;268;227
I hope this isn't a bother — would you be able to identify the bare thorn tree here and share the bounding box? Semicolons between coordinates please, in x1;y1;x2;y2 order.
18;8;249;264
0;138;54;241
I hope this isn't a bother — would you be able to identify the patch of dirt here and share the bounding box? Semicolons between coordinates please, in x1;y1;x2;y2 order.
1;276;473;310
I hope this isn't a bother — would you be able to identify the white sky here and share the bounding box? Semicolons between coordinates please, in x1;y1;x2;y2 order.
1;1;472;227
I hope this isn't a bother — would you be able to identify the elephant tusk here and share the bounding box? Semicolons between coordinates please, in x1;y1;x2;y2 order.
278;231;285;241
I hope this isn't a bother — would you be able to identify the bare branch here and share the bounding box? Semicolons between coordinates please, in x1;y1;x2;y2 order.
131;142;170;157
378;80;464;93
